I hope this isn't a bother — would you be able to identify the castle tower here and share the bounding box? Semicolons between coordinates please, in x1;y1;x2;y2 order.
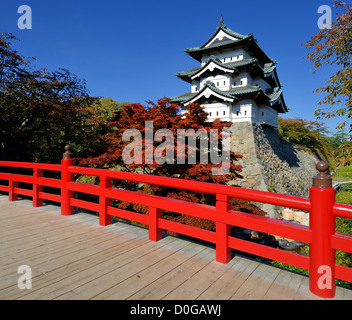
171;18;288;128
171;19;319;219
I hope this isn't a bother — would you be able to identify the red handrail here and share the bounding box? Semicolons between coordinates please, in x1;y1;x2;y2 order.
68;166;312;211
0;148;351;299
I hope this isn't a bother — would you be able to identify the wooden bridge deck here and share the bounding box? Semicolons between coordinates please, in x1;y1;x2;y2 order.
0;195;351;300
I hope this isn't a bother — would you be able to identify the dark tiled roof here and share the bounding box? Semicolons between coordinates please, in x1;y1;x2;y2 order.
185;35;250;55
199;24;247;49
184;25;274;65
170;91;197;103
177;57;278;84
170;82;288;113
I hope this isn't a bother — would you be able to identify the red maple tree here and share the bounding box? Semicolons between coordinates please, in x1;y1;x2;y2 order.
78;98;265;233
79;97;242;184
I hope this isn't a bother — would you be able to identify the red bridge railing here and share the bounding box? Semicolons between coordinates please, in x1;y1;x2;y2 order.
0;145;351;299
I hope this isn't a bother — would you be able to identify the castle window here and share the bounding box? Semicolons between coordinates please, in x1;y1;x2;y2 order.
240;80;243;85
230;57;233;61
224;81;226;86
209;112;212;116
223;111;226;116
217;82;219;86
245;111;247;115
236;111;239;116
262;112;264;116
216;111;219;116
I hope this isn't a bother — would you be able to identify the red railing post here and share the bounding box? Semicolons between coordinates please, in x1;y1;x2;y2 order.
99;176;112;226
61;145;74;215
309;161;336;298
33;168;43;207
149;207;162;241
216;194;231;264
9;180;18;201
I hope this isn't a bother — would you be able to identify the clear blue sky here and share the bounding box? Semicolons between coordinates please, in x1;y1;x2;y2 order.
0;0;345;134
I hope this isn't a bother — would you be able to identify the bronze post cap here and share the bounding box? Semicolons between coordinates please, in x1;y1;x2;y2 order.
312;161;332;188
63;145;73;159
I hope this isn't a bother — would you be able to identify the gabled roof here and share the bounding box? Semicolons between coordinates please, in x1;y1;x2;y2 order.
184;20;274;64
199;21;247;49
183;82;237;106
177;57;282;88
170;82;288;113
178;56;235;83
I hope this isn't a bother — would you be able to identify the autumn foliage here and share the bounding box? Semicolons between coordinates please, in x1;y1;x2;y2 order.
304;0;352;130
79;98;243;184
278;117;330;150
76;98;268;233
303;0;352;173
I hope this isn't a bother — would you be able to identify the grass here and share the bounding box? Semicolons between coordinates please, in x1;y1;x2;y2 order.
333;165;352;182
336;190;352;205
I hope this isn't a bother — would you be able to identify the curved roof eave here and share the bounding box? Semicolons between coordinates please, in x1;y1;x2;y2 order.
183;83;235;106
263;68;281;88
190;58;236;80
269;91;289;113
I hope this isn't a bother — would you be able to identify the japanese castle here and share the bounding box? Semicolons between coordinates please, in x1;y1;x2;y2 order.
171;18;288;128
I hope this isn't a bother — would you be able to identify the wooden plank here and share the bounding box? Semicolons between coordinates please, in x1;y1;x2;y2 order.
92;240;206;300
162;256;234;300
53;238;189;300
294;277;325;300
0;227;131;290
196;255;260;300
0;213;101;251
334;286;352;300
15;237;178;300
0;200;152;297
1;219;147;260
1;228;114;263
230;263;281;300
263;269;305;300
0;214;98;243
127;246;215;300
0;235;150;300
0;219;135;264
0;219;147;296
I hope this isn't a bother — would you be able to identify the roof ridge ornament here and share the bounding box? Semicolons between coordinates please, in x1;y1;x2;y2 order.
218;15;226;29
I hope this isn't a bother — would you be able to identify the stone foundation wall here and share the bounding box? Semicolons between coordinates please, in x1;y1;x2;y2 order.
229;122;320;218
